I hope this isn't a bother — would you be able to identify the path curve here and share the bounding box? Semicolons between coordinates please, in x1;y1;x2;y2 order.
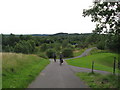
64;47;110;75
28;47;109;88
64;47;97;60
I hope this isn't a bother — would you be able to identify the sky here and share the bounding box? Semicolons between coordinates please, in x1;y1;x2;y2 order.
0;0;96;34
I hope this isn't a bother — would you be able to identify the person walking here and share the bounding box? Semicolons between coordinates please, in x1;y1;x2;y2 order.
59;52;63;66
53;53;56;62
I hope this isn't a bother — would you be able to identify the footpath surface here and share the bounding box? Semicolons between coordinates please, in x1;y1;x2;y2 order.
28;60;89;88
28;47;109;88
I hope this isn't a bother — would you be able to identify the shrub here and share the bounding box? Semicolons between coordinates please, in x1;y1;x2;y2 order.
37;53;48;59
46;49;55;58
54;43;61;51
62;48;73;58
40;43;48;52
97;41;105;50
14;40;35;54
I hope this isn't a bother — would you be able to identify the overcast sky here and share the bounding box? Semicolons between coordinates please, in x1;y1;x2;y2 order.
0;0;96;34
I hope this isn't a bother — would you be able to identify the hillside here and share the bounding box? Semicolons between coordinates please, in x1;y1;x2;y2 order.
66;52;119;72
2;53;50;88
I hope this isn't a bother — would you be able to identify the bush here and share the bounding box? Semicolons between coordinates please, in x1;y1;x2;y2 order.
89;48;109;55
54;43;61;51
67;44;74;49
14;40;35;54
34;46;40;53
40;43;48;52
46;49;55;58
97;41;105;50
62;48;73;58
37;53;48;59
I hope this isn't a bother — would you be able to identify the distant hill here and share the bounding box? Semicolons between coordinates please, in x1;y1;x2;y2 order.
31;34;50;36
53;32;68;36
52;32;93;36
1;34;50;36
1;33;93;36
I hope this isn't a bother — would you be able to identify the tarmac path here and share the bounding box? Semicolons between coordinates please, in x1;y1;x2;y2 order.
28;47;109;88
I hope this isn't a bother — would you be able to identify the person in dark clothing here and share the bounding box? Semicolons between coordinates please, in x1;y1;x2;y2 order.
53;53;56;62
59;53;63;66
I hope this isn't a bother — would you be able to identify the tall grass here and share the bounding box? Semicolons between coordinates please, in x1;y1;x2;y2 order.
2;53;50;88
76;72;119;88
0;53;2;89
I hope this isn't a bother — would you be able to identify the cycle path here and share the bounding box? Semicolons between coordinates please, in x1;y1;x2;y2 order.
28;47;109;88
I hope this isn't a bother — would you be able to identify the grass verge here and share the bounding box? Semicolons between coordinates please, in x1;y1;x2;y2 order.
73;48;87;57
66;52;119;72
2;53;50;88
76;72;119;89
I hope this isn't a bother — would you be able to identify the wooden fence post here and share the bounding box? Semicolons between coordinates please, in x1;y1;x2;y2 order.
92;61;94;73
113;57;116;75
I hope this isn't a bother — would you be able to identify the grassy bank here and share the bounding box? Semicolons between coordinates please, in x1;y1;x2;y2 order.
2;53;50;88
76;72;119;88
66;52;119;72
73;48;87;57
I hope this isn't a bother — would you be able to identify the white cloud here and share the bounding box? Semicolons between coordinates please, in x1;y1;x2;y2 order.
0;0;95;34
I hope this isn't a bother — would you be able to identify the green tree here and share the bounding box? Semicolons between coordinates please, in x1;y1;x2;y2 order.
14;40;35;54
62;48;73;58
19;35;32;41
46;49;55;58
62;40;69;48
27;40;35;53
83;1;120;35
40;43;48;52
14;40;29;54
54;43;61;51
8;33;20;46
83;0;120;52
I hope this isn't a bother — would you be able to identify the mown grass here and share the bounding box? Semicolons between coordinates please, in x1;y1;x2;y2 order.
87;48;110;55
2;53;50;88
66;52;119;72
76;72;120;89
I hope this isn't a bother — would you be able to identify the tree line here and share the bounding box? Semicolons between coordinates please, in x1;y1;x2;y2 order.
1;0;119;58
1;32;119;59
